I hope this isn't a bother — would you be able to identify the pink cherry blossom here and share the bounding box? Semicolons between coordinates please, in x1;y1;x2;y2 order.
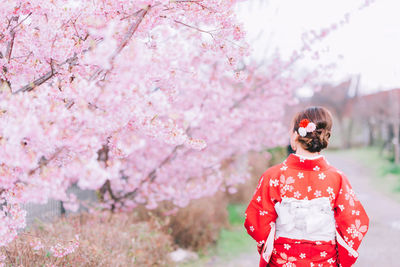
0;0;374;248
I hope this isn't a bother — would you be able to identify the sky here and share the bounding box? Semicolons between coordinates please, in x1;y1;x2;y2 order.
236;0;400;95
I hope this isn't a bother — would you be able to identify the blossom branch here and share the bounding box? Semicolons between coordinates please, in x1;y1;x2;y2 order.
4;16;19;64
174;20;216;39
98;142;183;211
121;143;182;200
111;6;150;60
5;13;32;64
229;54;301;111
14;5;149;94
93;6;151;83
28;147;65;176
5;31;15;63
174;0;215;12
12;55;78;94
10;12;32;32
174;19;246;49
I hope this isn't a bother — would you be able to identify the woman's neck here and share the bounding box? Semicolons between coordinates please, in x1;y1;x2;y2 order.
295;146;321;158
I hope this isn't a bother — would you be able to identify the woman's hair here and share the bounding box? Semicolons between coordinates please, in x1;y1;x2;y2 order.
292;106;333;153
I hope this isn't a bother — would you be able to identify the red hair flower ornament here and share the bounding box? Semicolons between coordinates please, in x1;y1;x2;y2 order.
298;119;316;137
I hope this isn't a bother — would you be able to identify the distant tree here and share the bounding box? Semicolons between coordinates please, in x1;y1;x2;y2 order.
308;75;360;148
354;88;400;163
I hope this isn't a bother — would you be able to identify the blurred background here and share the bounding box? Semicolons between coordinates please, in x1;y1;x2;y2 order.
237;0;400;157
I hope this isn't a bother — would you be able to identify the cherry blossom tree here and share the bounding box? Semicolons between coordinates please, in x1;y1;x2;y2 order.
0;0;375;249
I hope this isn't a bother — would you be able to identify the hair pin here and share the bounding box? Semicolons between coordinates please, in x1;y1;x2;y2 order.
298;119;316;137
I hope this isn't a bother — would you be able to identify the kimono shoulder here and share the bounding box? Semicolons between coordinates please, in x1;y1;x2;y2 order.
260;163;285;180
256;163;286;197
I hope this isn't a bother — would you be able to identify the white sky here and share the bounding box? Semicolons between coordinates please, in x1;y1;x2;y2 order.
236;0;400;94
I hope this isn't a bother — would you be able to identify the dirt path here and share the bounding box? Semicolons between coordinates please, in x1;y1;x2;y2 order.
325;151;400;267
207;252;259;267
192;150;400;267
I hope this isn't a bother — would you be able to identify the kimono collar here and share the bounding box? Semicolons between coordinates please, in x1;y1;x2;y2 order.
284;153;330;171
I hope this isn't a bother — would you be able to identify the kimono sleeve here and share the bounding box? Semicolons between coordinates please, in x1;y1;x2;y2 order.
334;172;369;267
244;171;278;253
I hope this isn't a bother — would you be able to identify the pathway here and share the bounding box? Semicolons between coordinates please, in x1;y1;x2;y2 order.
326;151;400;267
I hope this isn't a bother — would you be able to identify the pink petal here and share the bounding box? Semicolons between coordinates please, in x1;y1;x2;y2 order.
359;225;367;233
280;252;288;260
286;176;295;184
277;259;287;264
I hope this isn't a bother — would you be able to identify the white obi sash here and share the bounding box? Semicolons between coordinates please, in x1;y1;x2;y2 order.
262;197;337;262
274;197;336;241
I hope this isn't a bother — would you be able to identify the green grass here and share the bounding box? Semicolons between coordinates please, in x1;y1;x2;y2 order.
345;146;398;174
383;163;400;176
217;204;254;258
227;203;247;226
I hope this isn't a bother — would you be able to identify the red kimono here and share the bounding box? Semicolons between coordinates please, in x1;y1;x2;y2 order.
244;153;369;267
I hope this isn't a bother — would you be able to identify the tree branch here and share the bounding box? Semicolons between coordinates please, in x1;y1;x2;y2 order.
229;54;301;111
174;0;215;12
10;12;32;32
27;147;64;176
174;20;216;39
5;31;15;63
173;19;245;50
4;16;19;64
115;126;195;203
12;54;78;94
111;6;150;60
118;144;182;201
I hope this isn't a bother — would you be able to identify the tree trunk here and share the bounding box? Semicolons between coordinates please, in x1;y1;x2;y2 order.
345;118;354;148
367;120;374;146
393;121;400;164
